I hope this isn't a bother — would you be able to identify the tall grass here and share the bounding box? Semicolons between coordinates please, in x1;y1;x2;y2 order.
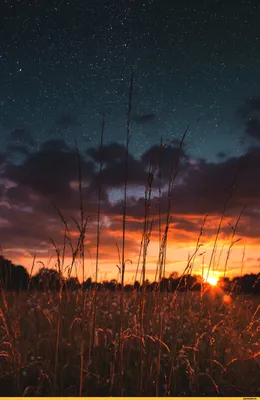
88;114;105;370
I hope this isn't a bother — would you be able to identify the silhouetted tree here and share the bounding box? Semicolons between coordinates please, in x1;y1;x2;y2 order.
133;280;140;290
66;277;80;291
0;255;29;291
30;268;63;291
124;284;132;292
83;277;93;290
219;277;232;292
159;277;169;292
233;273;260;294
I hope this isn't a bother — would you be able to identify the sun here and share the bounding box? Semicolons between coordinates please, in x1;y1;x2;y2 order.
206;275;219;286
203;272;220;286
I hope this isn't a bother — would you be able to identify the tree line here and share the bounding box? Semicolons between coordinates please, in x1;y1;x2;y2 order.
0;255;260;294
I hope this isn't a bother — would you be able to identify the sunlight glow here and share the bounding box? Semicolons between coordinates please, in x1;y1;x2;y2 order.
204;272;219;286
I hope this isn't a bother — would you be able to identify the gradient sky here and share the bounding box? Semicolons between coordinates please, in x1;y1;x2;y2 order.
1;0;260;282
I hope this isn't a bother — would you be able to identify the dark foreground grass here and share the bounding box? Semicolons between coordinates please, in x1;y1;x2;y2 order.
0;289;259;396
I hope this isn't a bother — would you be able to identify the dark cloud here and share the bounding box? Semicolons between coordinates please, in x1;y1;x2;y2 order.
245;118;260;141
238;98;260;142
3;139;94;203
141;144;188;177
9;128;34;146
171;216;199;233
51;115;81;135
87;142;150;187
7;145;30;156
3;140;260;257
0;152;5;165
84;180;110;203
216;151;227;159
4;139;260;222
0;204;62;250
87;143;126;164
6;185;32;207
40;138;70;152
132;113;156;125
100;157;148;187
106;149;256;219
238;97;260;118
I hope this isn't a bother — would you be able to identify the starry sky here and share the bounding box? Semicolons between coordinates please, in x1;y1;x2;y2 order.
1;0;260;281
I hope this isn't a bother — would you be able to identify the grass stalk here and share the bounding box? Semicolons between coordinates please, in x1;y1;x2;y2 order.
89;115;105;367
118;69;134;394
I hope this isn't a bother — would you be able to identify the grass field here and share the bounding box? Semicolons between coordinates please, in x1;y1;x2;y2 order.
0;288;259;396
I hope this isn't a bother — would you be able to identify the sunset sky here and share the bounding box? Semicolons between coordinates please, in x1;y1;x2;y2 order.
0;1;260;282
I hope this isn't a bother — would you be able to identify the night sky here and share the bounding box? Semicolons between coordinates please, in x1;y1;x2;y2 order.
1;0;260;281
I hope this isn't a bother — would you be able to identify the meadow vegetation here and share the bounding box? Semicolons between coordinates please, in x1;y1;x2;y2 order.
0;286;259;396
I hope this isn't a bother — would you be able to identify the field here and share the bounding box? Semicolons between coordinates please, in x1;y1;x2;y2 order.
0;289;259;396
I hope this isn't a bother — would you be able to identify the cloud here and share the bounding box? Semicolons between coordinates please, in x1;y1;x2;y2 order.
3;137;260;268
132;113;156;125
0;152;5;165
40;139;70;152
5;185;33;207
106;147;260;223
87;143;126;164
0;204;57;250
238;97;260;142
88;143;149;187
50;114;81;136
9;128;34;146
244;118;260;141
100;157;148;187
238;97;260;118
141;143;188;177
216;151;227;159
7;145;30;156
3;139;94;205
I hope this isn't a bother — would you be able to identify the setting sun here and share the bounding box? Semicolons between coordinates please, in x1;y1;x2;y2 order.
204;272;220;286
206;275;219;286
